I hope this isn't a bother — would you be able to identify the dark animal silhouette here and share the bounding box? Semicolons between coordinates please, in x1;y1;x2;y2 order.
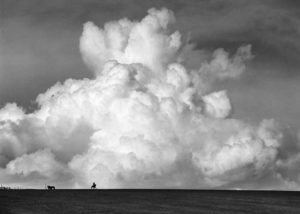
91;182;96;189
47;185;55;190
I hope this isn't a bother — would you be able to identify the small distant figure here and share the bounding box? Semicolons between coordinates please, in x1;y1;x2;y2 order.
91;182;96;189
47;185;55;190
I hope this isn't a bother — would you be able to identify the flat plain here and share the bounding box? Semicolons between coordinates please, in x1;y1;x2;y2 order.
0;190;300;214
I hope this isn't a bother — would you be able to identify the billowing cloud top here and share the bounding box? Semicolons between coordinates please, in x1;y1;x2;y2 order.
0;8;299;189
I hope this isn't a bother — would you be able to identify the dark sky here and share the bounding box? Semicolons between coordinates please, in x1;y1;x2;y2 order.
1;0;300;129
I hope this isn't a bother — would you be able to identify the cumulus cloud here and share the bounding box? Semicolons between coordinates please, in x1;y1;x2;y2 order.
0;8;299;189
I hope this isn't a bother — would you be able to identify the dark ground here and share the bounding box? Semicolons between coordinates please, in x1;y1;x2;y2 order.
0;190;300;214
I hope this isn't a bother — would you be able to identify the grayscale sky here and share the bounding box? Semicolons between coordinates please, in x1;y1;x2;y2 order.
0;0;300;189
1;0;300;128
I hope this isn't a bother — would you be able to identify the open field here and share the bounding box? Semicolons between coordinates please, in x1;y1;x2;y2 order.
0;190;300;214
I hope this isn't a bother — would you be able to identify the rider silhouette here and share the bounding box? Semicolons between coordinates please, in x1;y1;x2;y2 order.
91;182;96;189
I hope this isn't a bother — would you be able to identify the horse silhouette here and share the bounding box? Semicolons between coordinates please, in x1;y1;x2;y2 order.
47;185;55;190
91;182;96;189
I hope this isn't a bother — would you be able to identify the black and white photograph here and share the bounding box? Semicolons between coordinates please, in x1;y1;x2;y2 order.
1;0;300;213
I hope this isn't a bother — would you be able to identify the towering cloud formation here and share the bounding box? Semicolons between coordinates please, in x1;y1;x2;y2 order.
0;8;299;189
